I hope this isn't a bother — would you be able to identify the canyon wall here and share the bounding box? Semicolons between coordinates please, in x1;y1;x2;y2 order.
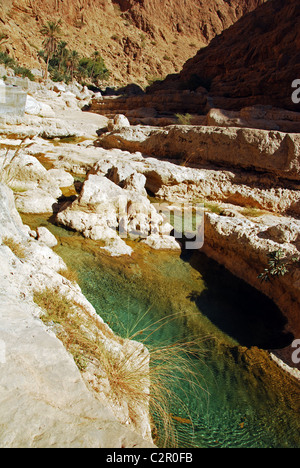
0;0;265;86
152;0;300;112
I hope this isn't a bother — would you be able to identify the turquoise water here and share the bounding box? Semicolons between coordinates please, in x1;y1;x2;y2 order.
22;214;300;448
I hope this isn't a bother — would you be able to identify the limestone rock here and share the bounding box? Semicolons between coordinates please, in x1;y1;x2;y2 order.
202;211;300;341
0;151;61;197
14;188;59;214
123;172;147;196
56;173;174;254
97;125;300;182
36;227;58;248
108;114;131;132
47;169;74;188
25;95;41;115
0;182;154;448
263;222;300;244
101;237;133;257
0;150;62;214
0;115;80;139
205;107;300;133
25;95;55;118
142;234;181;250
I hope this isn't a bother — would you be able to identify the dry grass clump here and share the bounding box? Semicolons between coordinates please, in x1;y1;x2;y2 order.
33;287;125;371
33;287;205;447
0;139;34;187
240;206;265;218
147;341;204;447
58;267;78;284
2;236;27;259
204;201;223;215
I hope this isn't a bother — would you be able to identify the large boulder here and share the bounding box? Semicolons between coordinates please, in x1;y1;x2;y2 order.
0;150;62;214
56;174;176;255
47;169;74;188
25;95;55;118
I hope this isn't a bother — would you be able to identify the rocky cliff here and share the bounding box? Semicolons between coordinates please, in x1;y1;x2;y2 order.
0;0;265;86
152;0;300;112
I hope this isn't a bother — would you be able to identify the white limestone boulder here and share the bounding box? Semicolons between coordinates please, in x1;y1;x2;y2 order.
142;234;181;250
36;227;58;248
48;169;74;188
56;174;174;254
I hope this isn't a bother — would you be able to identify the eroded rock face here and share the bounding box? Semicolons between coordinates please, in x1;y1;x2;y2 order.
202;211;300;362
204;107;300;134
89;0;299;121
97;125;300;182
0;149;62;214
0;0;264;86
153;0;300;112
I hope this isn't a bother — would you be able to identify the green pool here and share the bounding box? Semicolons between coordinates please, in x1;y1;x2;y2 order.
22;214;300;448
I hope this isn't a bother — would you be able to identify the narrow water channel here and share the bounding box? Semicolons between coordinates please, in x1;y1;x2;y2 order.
22;213;300;448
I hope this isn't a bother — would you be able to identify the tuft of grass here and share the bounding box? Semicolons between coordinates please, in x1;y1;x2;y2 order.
58;267;78;284
104;308;207;447
175;113;192;125
2;236;26;259
204;202;223;215
241;207;264;218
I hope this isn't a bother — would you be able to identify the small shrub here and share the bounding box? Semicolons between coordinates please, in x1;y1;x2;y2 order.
241;207;264;218
175;113;192;125
12;65;35;81
204;202;223;215
258;249;300;282
0;51;35;81
146;75;164;86
0;51;15;68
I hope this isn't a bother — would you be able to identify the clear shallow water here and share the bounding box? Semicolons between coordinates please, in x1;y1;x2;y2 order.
22;214;300;448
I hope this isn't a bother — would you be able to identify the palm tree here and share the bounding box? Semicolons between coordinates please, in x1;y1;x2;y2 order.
40;20;62;79
66;50;79;81
0;33;8;50
89;50;100;80
57;40;68;72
